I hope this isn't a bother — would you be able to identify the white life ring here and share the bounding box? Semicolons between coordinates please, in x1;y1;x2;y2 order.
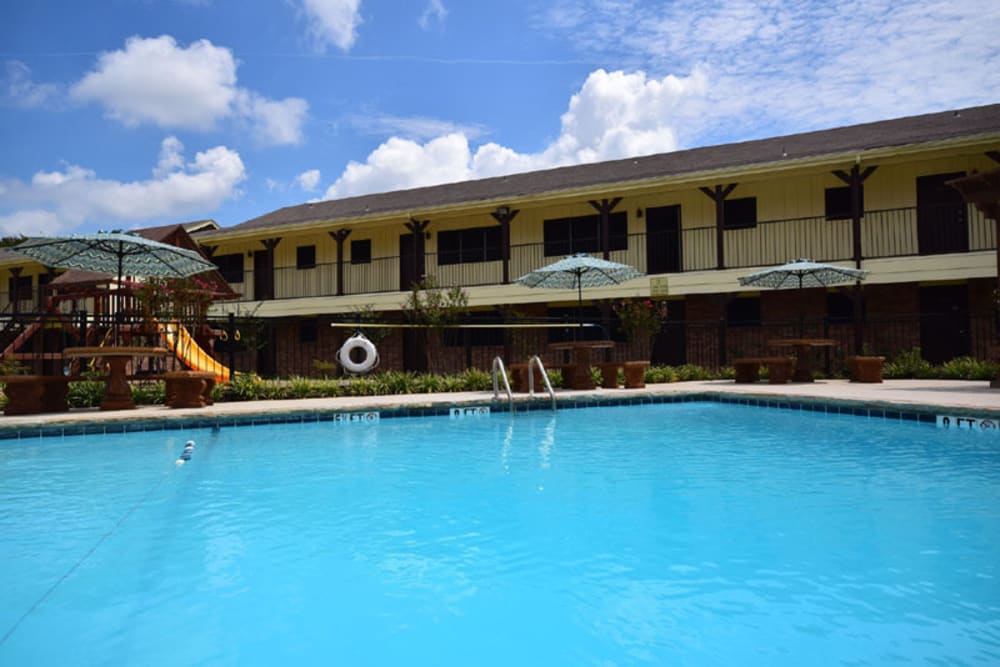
338;333;379;374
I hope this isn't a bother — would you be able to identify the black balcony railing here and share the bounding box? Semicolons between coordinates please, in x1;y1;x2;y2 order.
0;205;993;310
199;204;992;304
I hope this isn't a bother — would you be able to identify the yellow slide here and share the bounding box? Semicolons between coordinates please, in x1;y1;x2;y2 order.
158;322;231;383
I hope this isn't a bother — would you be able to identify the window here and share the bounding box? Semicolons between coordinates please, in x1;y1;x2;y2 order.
826;292;856;324
726;297;760;327
296;245;316;270
825;186;861;220
437;226;502;265
7;275;31;302
723;197;757;229
350;239;371;265
543;212;628;256
299;318;318;343
213;253;244;284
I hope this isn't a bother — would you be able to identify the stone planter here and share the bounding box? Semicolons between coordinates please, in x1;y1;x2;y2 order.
1;375;44;415
598;363;621;389
623;361;649;389
849;356;885;383
1;375;71;415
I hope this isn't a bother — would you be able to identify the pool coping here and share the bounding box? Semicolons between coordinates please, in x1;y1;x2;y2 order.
2;379;998;440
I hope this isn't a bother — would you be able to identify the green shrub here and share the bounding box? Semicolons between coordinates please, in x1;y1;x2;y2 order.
312;379;344;398
938;356;999;381
286;376;314;399
378;371;419;394
646;366;679;384
131;380;166;405
67;374;106;408
674;364;716;381
228;372;266;401
457;368;492;391
884;347;935;379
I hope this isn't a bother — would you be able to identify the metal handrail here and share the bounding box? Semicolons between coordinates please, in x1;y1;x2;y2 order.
528;354;556;411
491;356;513;411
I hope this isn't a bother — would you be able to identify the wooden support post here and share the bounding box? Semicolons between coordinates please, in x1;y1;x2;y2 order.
833;164;878;268
490;207;519;284
329;229;352;296
587;197;622;259
699;184;737;269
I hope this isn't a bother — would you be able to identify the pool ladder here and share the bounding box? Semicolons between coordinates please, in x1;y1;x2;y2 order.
492;355;557;412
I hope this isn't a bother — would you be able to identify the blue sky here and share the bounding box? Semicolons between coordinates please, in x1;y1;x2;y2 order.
1;0;998;237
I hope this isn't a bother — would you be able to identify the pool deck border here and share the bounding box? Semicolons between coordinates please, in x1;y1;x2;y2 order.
2;379;998;440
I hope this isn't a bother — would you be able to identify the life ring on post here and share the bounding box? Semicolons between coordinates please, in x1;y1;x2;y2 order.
338;333;379;374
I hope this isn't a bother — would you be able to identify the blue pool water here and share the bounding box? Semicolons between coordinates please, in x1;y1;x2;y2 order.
1;402;999;665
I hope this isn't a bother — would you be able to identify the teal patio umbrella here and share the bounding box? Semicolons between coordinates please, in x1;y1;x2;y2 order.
738;258;868;337
15;231;217;343
738;258;867;290
516;253;644;329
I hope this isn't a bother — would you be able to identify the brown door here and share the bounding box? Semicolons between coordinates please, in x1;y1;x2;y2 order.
645;205;682;274
920;284;970;364
253;250;274;301
652;299;686;365
399;232;425;291
917;172;968;255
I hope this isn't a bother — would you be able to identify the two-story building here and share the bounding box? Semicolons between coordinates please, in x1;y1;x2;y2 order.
4;104;999;377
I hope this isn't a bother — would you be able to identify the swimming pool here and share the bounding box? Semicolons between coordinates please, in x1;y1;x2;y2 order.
1;402;998;665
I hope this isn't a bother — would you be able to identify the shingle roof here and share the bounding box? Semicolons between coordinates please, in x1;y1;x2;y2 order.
222;103;1000;234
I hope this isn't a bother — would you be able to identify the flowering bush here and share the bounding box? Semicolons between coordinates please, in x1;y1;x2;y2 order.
613;299;668;357
132;275;220;324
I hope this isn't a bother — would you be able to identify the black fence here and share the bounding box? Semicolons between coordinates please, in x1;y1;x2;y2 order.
4;308;994;380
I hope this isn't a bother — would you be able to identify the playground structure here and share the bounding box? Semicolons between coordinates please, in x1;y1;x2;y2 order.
1;263;236;384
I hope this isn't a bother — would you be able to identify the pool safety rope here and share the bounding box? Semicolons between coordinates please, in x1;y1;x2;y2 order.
0;440;197;647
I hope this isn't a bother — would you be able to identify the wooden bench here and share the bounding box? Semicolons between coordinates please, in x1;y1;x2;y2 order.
733;357;796;384
1;375;73;415
164;371;216;408
508;362;568;392
596;361;650;389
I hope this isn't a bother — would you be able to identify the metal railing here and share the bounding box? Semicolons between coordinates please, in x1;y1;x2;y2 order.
1;206;993;310
3;309;996;379
194;204;994;304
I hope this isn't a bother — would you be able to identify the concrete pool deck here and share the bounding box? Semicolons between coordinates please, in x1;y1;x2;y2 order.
1;379;997;436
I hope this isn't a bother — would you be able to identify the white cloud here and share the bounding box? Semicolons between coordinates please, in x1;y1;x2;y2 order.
325;134;471;199
154;136;186;178
71;36;236;131
348;112;486;141
235;91;309;146
418;0;447;30
69;35;308;145
300;0;363;52
297;169;321;191
324;68;707;199
539;0;1000;138
2;60;61;109
0;137;246;236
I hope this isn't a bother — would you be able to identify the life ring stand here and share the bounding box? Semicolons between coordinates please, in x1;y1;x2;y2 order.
338;333;379;374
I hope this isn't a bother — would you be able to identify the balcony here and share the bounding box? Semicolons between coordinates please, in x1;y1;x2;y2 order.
214;204;993;305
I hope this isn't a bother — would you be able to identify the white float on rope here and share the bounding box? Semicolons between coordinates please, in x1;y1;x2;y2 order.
337;332;379;374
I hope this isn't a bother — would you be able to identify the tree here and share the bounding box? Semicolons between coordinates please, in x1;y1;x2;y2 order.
400;277;469;372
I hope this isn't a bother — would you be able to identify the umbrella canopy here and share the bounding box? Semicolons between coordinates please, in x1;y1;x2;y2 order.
14;231;216;281
516;253;644;327
15;232;217;345
738;258;867;290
